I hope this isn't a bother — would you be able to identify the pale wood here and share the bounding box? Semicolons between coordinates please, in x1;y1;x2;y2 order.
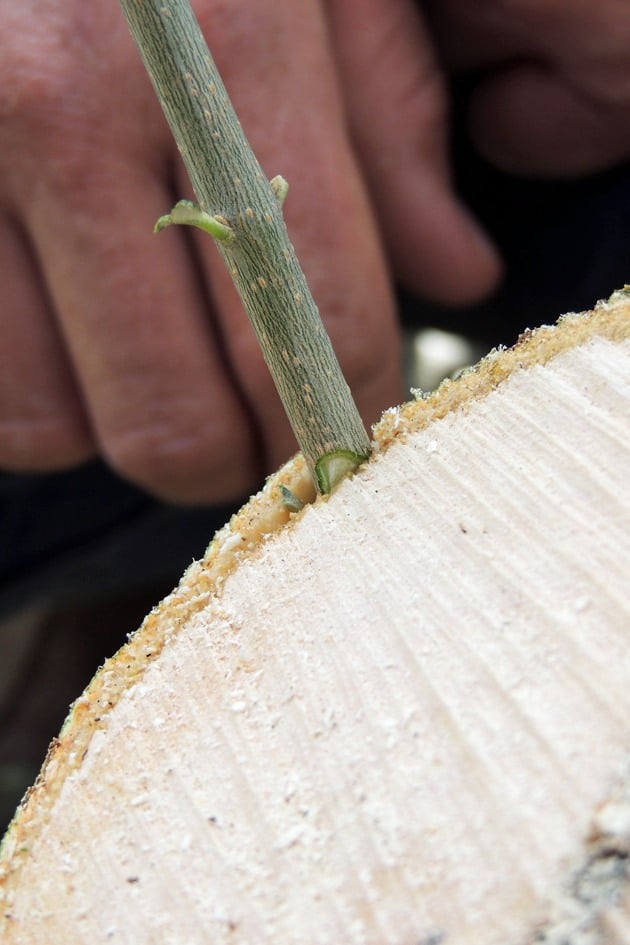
1;292;629;944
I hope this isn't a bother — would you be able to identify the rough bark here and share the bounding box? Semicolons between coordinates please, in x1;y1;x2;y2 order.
1;291;629;944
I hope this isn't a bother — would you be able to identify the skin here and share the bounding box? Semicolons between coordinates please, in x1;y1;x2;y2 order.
0;0;629;504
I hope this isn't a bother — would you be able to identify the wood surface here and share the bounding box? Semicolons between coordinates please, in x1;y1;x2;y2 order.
1;291;629;944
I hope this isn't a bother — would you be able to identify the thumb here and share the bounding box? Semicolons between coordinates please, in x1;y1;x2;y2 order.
326;0;501;305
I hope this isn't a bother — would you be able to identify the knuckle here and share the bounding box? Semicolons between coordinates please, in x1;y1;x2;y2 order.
102;420;253;503
0;26;78;128
0;14;153;204
0;415;93;472
0;42;96;200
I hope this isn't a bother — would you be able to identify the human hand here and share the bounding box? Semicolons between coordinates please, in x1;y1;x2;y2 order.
0;0;503;503
423;0;630;177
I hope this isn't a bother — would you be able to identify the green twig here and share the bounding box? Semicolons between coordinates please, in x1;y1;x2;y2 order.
118;0;371;493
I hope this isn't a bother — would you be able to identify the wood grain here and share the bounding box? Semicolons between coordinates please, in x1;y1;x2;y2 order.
1;292;629;944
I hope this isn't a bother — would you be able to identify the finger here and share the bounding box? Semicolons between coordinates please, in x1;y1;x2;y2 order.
468;63;630;177
325;0;501;305
189;0;404;473
24;155;257;504
426;0;630;80
0;216;93;471
423;0;532;72
424;0;630;176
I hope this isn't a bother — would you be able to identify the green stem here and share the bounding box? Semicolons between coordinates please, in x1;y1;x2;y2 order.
118;0;371;493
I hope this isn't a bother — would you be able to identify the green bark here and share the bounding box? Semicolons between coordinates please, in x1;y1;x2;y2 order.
118;0;371;492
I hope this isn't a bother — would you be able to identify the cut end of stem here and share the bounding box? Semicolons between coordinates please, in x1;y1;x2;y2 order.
315;449;369;495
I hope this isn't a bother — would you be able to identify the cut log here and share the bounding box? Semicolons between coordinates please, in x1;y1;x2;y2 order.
1;291;629;944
